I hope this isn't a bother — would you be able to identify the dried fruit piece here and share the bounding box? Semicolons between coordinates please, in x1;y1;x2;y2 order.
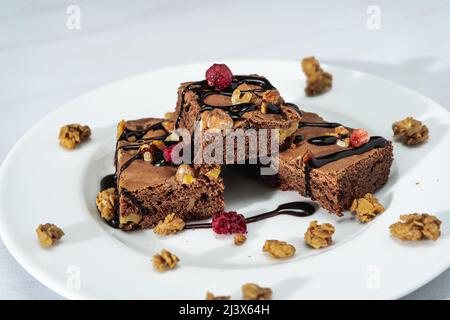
212;211;247;234
205;166;221;181
350;129;370;148
390;214;441;241
175;164;196;184
205;63;233;90
59;123;91;149
234;233;247;246
206;292;231;300
231;88;252;105
163;144;179;163
350;193;384;223
152;249;179;272
36;223;64;247
301;56;332;96
117;120;126;139
304;220;335;249
392;117;429;145
242;283;272;300
96;187;117;221
263;240;296;258
206;108;234;130
154;213;185;235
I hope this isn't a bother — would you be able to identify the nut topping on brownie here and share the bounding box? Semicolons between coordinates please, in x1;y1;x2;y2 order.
153;213;185;235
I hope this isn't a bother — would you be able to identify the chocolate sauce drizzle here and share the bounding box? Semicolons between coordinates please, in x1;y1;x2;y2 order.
175;75;302;128
184;201;317;230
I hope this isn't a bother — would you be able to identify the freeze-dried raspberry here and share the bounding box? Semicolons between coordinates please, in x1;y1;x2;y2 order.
350;129;370;148
212;211;247;234
163;144;178;163
205;64;233;90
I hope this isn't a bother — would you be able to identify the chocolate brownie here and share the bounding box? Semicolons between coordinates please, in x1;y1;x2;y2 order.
265;112;394;215
173;75;301;164
111;117;224;231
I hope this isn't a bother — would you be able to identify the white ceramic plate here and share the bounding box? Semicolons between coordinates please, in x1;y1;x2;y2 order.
0;60;449;300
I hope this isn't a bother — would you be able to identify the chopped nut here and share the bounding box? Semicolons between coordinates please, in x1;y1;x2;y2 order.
390;214;441;241
186;198;196;210
206;108;234;130
117;120;126;140
335;126;350;136
152;249;179;272
262;90;281;105
206;292;231;300
154;213;185;235
119;212;142;228
279;121;299;144
36;223;64;247
205;166;221;181
304;220;335;249
175;164;196;184
336;138;350;148
59;124;91;149
301;56;332;96
165;132;180;142
161;121;175;132
164;112;175;120
96;187;117;221
350;193;385;223
231;88;252;105
392;117;429;145
242;283;272;300
263;240;296;258
234;234;247;246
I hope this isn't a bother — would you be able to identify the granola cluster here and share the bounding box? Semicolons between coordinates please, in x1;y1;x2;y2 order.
304;220;335;249
234;234;247;246
59;123;91;150
350;193;385;223
96;188;117;221
242;283;272;300
206;292;231;300
152;249;179;272
392;117;429;145
36;223;64;247
262;240;296;258
390;214;441;241
301;56;333;96
154;213;185;235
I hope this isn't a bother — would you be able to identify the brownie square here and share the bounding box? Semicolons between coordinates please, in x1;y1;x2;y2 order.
265;112;394;215
115;117;224;230
173;75;301;164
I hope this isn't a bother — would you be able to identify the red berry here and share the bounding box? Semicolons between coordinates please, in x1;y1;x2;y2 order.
211;211;247;235
205;64;233;90
350;129;370;148
163;144;177;163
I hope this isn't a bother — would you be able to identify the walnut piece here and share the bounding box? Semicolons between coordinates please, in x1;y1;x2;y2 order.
392;117;429;145
59;124;91;150
390;214;441;241
263;240;296;258
301;56;333;96
152;249;179;272
234;234;247;246
242;283;272;300
206;108;234;130
304;220;335;249
96;188;117;221
154;213;185;235
206;292;231;300
36;223;64;247
350;193;385;223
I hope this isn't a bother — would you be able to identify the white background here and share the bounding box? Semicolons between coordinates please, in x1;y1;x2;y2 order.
0;0;449;299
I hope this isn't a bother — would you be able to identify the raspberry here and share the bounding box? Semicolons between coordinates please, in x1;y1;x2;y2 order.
211;211;247;235
205;64;233;90
163;144;178;163
350;129;370;148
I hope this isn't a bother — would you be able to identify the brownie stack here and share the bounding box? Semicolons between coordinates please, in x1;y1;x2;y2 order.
107;66;393;231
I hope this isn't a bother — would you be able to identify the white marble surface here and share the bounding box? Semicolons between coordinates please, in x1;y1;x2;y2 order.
0;0;449;299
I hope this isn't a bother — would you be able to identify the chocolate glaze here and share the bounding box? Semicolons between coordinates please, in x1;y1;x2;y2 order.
304;136;387;198
184;201;316;230
175;75;301;128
